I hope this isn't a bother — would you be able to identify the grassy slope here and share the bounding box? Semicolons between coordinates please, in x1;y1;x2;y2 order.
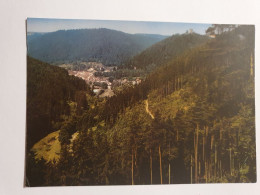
32;130;79;162
32;130;61;162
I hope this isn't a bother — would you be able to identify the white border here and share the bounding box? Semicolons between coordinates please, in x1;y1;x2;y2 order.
0;0;259;194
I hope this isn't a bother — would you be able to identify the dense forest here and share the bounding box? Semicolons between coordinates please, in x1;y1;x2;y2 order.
26;56;93;149
124;33;209;70
27;28;167;65
25;25;256;186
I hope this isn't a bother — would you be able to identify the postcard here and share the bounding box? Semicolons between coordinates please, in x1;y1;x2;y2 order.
25;18;256;186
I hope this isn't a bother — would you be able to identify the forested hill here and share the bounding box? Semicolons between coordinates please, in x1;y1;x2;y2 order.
26;56;92;149
27;28;167;65
125;33;209;70
100;25;255;184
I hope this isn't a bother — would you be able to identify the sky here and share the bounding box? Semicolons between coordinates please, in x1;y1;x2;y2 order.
27;18;211;36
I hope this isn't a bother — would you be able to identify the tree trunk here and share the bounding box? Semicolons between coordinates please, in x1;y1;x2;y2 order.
150;148;153;184
177;77;180;90
220;127;222;141
159;145;162;184
191;154;193;184
169;163;171;184
205;160;207;183
220;160;222;179
214;143;217;179
209;160;211;181
195;124;199;183
211;135;214;150
193;132;196;183
230;148;232;176
135;148;137;166
168;143;171;184
180;76;182;89
132;148;134;185
194;132;196;155
175;77;177;91
203;135;205;161
199;161;201;179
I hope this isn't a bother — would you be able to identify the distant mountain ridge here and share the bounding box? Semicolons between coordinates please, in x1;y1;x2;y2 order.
27;32;48;42
27;28;168;65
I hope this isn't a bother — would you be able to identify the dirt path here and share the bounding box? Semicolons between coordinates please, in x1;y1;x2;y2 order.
145;99;154;119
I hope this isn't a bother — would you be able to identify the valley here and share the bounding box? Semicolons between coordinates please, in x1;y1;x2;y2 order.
60;61;142;97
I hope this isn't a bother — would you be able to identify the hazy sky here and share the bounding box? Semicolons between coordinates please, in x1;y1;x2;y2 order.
27;18;211;36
